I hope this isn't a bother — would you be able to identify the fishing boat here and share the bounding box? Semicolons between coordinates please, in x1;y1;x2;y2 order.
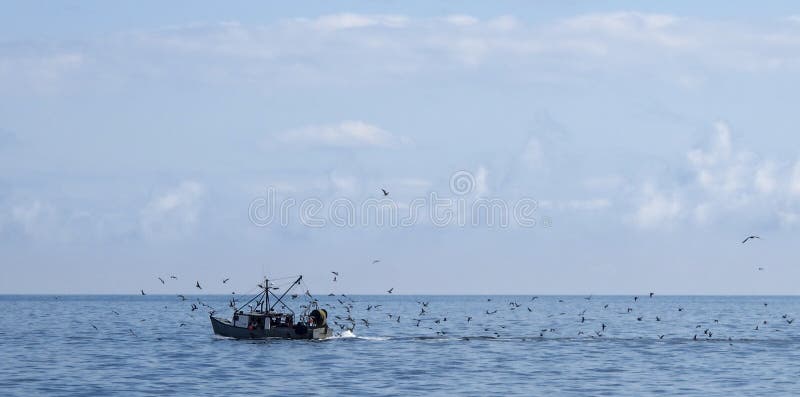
210;275;333;340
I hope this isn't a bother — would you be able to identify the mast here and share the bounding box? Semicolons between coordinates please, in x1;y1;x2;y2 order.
268;277;269;312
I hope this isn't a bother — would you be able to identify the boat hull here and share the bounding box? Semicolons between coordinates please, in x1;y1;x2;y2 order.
210;316;332;340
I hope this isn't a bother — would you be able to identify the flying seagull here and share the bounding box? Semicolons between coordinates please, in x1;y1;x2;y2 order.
742;235;761;244
372;259;381;264
158;277;165;284
381;188;389;196
195;281;202;290
331;271;339;276
222;278;230;284
170;275;178;279
387;288;394;294
140;289;146;296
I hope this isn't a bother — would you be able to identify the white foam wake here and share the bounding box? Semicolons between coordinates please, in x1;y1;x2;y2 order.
333;330;390;341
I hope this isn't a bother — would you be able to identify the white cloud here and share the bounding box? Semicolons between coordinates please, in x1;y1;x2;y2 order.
621;121;800;228
584;175;626;190
276;121;406;148
520;137;544;168
566;198;611;211
754;161;777;194
329;173;359;196
687;122;753;198
442;15;479;27
474;166;489;196
687;121;732;168
8;12;800;94
540;198;612;211
297;13;408;30
790;160;800;196
140;181;205;239
487;16;518;31
11;200;54;238
632;184;681;228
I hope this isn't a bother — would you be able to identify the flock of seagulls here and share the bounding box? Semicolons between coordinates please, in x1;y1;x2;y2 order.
89;206;791;345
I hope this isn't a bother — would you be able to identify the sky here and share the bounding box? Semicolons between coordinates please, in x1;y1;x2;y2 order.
2;1;800;294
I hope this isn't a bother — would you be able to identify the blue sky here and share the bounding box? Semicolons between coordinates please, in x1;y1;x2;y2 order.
2;1;800;294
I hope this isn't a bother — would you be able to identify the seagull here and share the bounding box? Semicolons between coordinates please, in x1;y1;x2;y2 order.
381;188;389;196
222;278;230;284
191;303;198;311
195;281;202;290
649;292;654;298
372;259;381;264
91;324;98;331
387;288;394;294
757;267;765;271
140;289;146;296
742;235;761;244
158;277;165;284
658;335;665;339
170;275;178;279
331;271;339;276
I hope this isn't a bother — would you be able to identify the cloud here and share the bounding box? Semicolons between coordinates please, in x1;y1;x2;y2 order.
442;15;479;27
474;166;489;196
487;16;518;31
0;52;84;94
520;137;544;168
7;12;800;94
276;121;407;148
558;12;680;39
295;13;408;30
632;184;681;228
686;122;754;201
10;200;55;238
539;198;612;211
618;121;800;228
754;161;777;194
140;181;205;239
789;160;800;196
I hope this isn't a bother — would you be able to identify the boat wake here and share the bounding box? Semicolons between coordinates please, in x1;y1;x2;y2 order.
332;330;390;341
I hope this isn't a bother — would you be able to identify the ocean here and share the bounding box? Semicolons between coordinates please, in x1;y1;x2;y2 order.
1;295;798;396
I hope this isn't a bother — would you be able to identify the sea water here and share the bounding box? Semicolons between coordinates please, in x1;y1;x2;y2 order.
1;295;798;396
